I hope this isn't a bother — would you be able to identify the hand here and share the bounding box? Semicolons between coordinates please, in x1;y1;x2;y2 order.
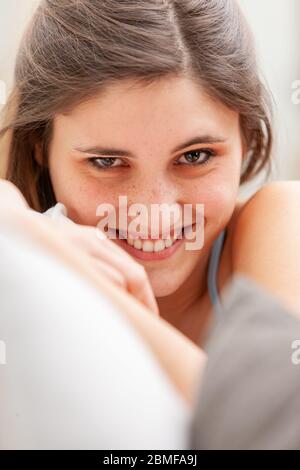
47;217;160;316
0;180;159;316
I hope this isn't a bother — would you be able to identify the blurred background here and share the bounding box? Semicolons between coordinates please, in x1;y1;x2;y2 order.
0;0;299;189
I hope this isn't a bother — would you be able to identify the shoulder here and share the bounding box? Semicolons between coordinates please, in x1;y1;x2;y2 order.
228;180;300;316
231;180;300;248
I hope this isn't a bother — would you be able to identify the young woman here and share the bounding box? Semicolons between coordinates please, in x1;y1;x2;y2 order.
1;0;300;401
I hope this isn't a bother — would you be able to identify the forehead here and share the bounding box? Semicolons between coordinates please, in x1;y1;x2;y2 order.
54;76;240;143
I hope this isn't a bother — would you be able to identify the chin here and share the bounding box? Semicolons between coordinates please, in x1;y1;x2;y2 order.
147;271;186;298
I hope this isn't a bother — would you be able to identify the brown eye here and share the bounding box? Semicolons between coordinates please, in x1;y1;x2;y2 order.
88;157;126;169
176;149;216;166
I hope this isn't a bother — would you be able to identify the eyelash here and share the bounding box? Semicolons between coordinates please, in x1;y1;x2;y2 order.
88;149;216;171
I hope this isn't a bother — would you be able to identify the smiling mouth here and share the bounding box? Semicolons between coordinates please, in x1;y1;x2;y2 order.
112;224;195;260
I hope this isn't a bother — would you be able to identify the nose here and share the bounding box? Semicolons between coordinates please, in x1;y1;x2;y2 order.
131;177;180;206
120;178;183;238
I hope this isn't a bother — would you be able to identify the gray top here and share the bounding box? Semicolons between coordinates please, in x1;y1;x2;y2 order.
207;228;227;316
190;274;300;449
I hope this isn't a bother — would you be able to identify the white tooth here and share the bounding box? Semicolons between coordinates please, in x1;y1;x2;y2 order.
134;239;143;250
173;228;182;240
142;240;154;252
184;224;194;238
118;229;127;239
127;236;134;246
164;238;173;248
154;240;166;252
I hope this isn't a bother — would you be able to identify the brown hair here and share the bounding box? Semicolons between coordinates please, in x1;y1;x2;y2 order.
0;0;273;212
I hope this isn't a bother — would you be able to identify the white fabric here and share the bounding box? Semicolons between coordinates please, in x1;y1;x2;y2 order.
43;202;74;224
0;219;191;449
43;202;107;239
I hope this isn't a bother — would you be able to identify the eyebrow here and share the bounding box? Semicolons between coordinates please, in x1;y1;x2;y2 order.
74;134;227;157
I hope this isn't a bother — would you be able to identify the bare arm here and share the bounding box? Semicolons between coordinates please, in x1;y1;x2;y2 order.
0;179;207;408
232;180;300;318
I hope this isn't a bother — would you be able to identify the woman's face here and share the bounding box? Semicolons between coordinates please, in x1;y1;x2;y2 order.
47;76;243;297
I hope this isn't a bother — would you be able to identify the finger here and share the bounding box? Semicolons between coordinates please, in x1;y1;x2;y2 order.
81;226;159;315
94;258;127;290
91;239;159;312
94;255;158;315
126;264;160;316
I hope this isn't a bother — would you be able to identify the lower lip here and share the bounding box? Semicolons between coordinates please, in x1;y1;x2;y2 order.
114;233;186;261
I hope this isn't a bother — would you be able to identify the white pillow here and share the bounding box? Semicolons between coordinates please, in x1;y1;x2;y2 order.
0;220;191;449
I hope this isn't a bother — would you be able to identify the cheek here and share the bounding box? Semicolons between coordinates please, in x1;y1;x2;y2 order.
49;156;118;225
189;173;239;229
205;184;237;223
